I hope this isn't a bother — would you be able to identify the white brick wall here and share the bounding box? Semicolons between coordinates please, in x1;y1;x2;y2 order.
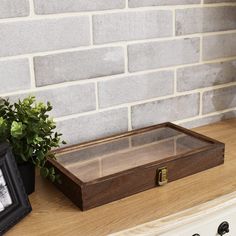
1;0;236;145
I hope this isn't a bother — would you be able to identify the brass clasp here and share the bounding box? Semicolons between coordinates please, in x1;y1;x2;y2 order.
157;167;168;186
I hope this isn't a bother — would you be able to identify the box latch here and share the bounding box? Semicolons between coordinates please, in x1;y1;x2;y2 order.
157;167;168;186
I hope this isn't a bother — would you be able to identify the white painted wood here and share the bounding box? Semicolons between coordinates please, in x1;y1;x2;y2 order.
111;191;236;236
161;203;236;236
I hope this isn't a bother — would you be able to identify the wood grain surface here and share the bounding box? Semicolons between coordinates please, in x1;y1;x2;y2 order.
49;122;224;210
6;119;236;236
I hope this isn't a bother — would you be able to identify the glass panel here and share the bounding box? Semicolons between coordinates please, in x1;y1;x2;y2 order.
56;127;210;182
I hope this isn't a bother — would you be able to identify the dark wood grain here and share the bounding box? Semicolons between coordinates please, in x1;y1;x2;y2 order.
48;122;225;211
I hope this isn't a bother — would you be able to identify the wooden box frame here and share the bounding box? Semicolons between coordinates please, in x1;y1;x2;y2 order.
48;122;225;211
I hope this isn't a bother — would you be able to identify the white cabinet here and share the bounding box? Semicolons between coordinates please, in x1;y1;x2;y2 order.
112;192;236;236
161;204;236;236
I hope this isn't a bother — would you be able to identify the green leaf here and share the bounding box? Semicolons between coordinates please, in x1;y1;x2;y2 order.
4;100;9;106
50;167;55;175
27;147;33;157
10;121;24;138
20;153;28;162
49;174;56;182
0;117;8;140
40;167;49;178
35;136;43;142
0;95;65;183
37;150;45;161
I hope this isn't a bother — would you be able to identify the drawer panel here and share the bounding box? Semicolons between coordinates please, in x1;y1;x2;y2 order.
111;192;236;236
161;204;236;236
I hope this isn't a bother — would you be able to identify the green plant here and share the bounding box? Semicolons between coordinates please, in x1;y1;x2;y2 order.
0;96;65;182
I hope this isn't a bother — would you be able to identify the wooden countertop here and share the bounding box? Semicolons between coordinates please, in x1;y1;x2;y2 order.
6;119;236;236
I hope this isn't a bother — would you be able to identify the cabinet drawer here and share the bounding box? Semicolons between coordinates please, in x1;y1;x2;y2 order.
161;205;236;236
111;192;236;236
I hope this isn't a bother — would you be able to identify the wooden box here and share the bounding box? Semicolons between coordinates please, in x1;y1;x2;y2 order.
48;122;225;211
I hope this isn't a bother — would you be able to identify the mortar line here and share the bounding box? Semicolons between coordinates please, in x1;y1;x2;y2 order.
55;105;236;123
1;50;236;68
199;35;203;62
128;106;132;131
124;44;129;73
199;91;203;116
0;2;236;22
174;69;177;95
125;0;129;8
52;84;235;121
89;14;93;45
3;75;236;100
28;57;36;88
0;28;235;63
1;57;236;97
95;81;99;111
28;0;36;17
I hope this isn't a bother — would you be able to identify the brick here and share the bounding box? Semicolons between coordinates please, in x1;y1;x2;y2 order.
8;83;96;118
0;0;29;19
93;11;173;44
0;59;30;94
177;60;236;92
180;111;236;129
129;0;200;7
131;93;200;128
34;0;125;14
203;33;236;60
128;38;200;72
34;47;125;87
57;108;128;145
0;17;90;57
202;86;236;114
176;7;236;35
98;71;174;108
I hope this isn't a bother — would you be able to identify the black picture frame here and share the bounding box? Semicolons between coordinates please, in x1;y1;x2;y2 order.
0;142;32;235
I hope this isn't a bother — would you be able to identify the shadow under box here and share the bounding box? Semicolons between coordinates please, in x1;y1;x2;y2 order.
0;142;31;235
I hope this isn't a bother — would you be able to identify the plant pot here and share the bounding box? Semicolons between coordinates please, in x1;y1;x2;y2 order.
17;162;35;195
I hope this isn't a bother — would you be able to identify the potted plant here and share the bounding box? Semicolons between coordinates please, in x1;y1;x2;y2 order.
0;96;65;194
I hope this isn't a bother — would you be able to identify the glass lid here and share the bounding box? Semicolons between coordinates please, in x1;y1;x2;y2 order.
56;126;210;182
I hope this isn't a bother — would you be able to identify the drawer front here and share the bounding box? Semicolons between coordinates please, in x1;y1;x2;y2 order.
161;205;236;236
110;193;236;236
